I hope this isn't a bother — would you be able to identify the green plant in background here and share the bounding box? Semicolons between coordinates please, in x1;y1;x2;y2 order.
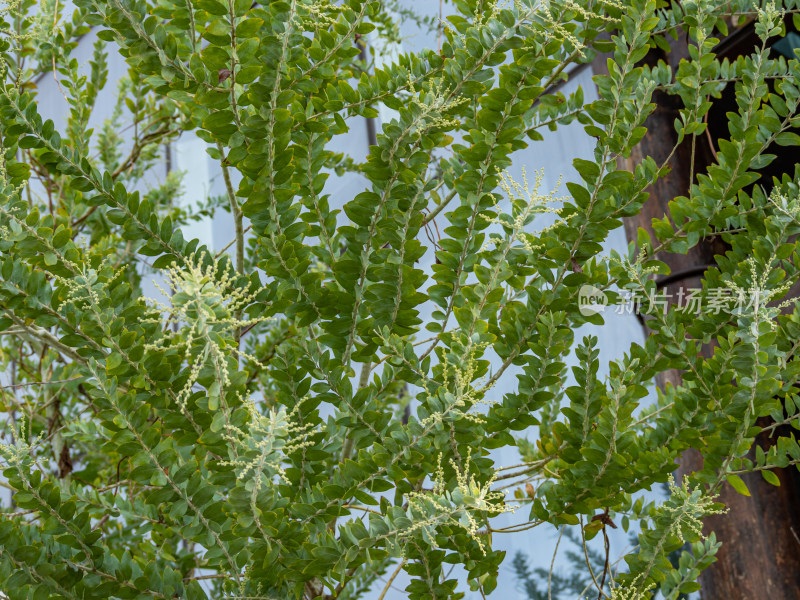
1;0;800;598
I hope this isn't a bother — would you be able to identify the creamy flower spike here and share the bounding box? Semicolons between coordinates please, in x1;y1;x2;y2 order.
142;252;267;412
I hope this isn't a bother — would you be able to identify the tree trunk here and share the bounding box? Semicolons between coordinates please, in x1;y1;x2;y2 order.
599;39;800;599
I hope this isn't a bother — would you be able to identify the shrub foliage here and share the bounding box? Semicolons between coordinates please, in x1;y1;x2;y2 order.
1;0;800;599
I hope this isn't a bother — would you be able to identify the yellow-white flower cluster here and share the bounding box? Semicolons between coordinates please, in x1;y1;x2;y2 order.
141;253;267;412
610;248;664;289
421;341;494;427
756;0;784;42
0;415;41;469
298;0;344;31
527;0;624;58
484;167;566;253
662;475;725;541
220;397;316;488
407;76;469;134
769;188;800;222
404;452;512;555
612;476;725;600
722;256;792;332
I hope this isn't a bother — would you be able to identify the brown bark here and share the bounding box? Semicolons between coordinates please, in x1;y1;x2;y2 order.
598;39;800;600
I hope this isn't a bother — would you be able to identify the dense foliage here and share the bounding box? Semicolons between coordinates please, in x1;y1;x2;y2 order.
2;0;800;599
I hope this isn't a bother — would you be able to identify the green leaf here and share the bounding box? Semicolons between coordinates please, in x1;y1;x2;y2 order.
775;132;800;146
762;469;780;486
726;474;751;496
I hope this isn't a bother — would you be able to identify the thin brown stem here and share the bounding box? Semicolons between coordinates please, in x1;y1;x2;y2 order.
598;525;610;600
378;560;406;600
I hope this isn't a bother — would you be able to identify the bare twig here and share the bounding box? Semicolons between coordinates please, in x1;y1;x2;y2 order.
421;188;456;227
549;526;565;600
598;522;611;600
215;225;253;260
0;376;85;391
378;560;407;600
791;526;800;548
341;504;383;517
580;515;610;599
216;142;244;275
